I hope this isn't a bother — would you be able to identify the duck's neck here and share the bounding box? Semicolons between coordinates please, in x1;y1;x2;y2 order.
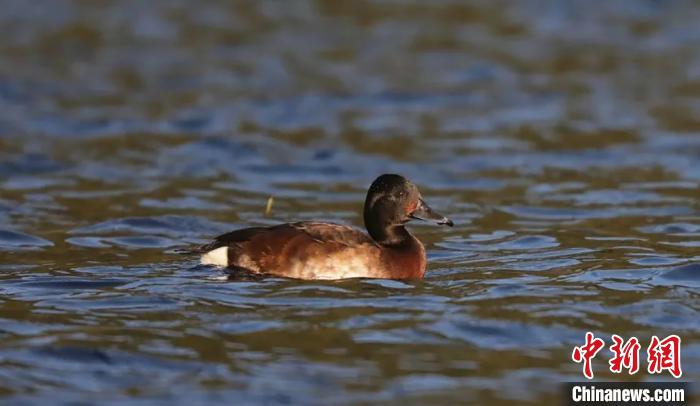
366;218;427;277
374;225;427;278
367;223;414;247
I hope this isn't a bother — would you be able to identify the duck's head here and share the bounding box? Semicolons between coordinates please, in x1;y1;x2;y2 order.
363;174;452;244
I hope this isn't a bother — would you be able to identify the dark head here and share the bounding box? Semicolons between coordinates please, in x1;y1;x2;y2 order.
363;174;453;245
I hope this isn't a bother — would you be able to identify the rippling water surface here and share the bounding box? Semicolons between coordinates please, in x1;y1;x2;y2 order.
0;1;699;404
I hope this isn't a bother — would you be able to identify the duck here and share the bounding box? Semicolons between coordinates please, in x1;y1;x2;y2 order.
196;174;453;280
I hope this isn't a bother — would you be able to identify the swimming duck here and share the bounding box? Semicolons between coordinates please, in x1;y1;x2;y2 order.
197;174;453;280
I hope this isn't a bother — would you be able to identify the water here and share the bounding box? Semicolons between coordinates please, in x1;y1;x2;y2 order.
0;1;699;404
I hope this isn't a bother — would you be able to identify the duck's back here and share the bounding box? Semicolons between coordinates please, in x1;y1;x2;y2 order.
200;222;392;279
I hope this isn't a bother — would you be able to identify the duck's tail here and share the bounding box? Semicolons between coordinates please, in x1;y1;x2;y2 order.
171;243;229;267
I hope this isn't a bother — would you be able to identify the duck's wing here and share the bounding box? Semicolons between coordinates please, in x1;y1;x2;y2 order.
286;222;375;245
196;226;271;253
199;222;372;251
199;222;381;279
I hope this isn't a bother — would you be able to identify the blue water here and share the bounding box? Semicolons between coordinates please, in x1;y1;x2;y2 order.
0;1;699;404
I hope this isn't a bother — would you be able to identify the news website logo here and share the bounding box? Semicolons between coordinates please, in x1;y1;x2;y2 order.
571;332;682;379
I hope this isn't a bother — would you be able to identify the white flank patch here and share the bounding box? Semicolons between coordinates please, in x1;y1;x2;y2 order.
206;274;230;281
200;246;228;267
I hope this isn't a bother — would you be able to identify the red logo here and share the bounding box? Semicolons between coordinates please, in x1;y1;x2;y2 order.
572;333;682;379
572;332;606;379
647;335;682;378
609;334;641;375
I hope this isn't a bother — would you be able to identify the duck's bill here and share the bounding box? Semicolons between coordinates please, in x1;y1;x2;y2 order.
410;199;454;227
